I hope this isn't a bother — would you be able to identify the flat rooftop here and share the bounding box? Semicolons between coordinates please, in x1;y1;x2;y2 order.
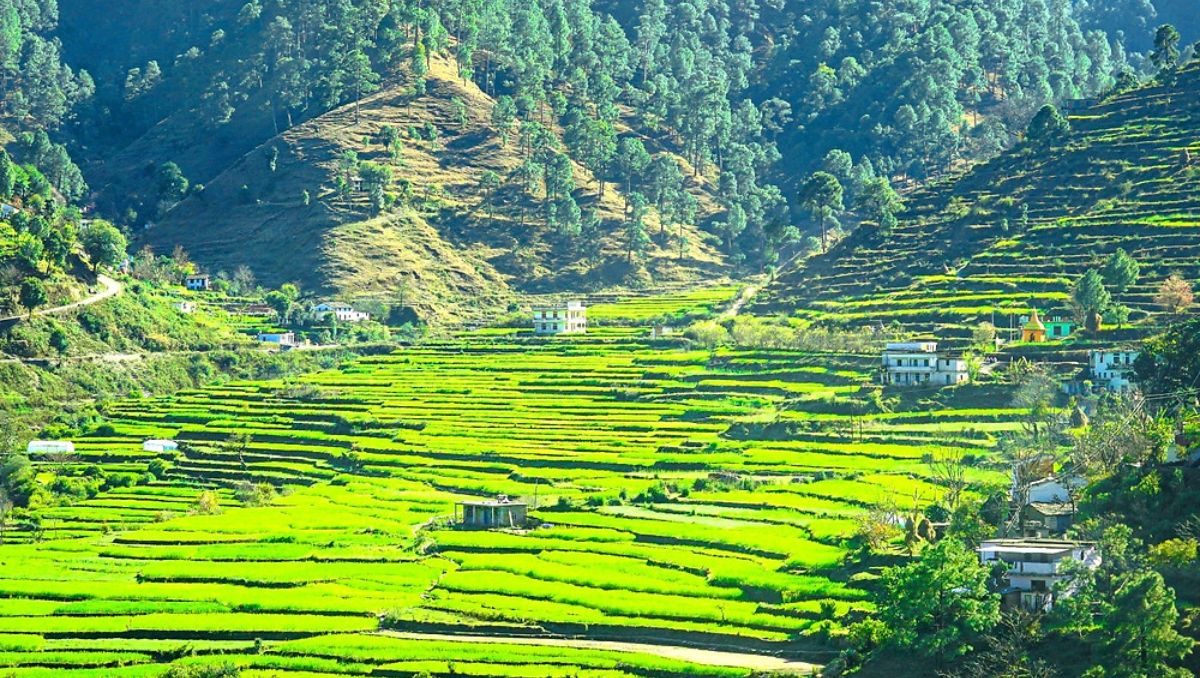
981;539;1093;554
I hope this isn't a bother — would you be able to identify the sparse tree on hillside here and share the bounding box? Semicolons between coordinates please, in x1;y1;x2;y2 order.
477;170;501;218
626;192;650;263
1154;275;1193;315
856;175;902;237
616;137;651;207
345;50;378;123
18;277;47;318
1072;269;1112;332
1026;105;1070;146
1151;24;1182;74
156;162;189;204
1103;248;1141;297
973;322;998;349
800;171;844;252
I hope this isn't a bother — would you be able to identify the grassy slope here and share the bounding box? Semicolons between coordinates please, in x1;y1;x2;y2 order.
758;62;1200;335
143;55;728;325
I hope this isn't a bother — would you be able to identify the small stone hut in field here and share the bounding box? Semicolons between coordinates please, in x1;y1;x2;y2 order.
456;495;528;529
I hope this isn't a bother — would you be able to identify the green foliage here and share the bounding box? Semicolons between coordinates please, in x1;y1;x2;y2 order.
1151;24;1182;73
156;163;190;204
1026;105;1070;146
877;538;1000;661
1071;269;1112;327
18;277;47;315
1101;248;1140;295
1135;316;1200;402
80;220;129;270
800;171;843;252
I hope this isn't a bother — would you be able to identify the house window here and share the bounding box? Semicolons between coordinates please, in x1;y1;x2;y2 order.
541;324;547;331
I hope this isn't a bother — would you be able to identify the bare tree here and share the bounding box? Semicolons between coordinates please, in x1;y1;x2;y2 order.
942;610;1057;678
0;491;12;545
926;448;970;516
41;448;79;472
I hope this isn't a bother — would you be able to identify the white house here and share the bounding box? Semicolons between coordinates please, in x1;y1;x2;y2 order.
881;342;970;387
650;325;675;339
979;539;1100;611
313;302;370;323
533;301;587;335
185;274;211;291
172;302;196;314
0;203;17;218
27;441;75;455
1088;349;1139;392
142;439;178;453
256;331;297;347
1015;475;1087;504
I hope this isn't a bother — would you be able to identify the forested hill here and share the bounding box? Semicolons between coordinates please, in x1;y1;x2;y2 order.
1;0;1196;301
756;59;1200;334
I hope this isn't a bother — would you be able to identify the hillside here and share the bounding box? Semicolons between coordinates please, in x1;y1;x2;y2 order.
137;55;727;324
758;61;1200;336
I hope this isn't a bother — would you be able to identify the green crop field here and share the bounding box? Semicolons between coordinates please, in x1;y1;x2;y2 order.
0;327;1015;675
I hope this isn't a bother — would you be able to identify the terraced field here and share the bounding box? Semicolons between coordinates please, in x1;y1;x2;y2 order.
2;320;1020;675
762;62;1200;338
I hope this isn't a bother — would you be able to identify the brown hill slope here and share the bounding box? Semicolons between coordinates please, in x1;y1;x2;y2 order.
142;56;728;324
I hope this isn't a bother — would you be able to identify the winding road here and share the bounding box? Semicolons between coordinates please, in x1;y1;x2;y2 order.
377;631;817;674
0;274;122;323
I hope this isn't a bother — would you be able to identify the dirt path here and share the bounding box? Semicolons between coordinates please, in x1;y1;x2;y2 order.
720;282;761;320
377;631;817;674
0;274;122;322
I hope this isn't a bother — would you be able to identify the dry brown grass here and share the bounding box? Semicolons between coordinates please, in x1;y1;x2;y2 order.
148;54;728;323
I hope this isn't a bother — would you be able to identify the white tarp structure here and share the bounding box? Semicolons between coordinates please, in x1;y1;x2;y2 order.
27;441;75;455
142;440;178;453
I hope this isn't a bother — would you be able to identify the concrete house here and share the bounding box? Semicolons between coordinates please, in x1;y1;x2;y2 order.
256;331;297;347
142;440;178;453
172;302;196;314
1089;349;1139;392
0;203;17;218
1014;475;1087;504
1022;502;1077;538
533;301;587;335
456;495;528;528
979;539;1100;612
185;274;211;291
314;302;371;323
881;342;969;387
1044;316;1076;340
